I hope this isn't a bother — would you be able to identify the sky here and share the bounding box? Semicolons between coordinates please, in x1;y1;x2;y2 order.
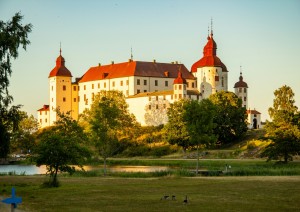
1;0;300;121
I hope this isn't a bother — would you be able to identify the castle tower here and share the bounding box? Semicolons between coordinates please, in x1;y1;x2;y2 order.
191;27;228;99
234;71;248;108
48;48;73;125
173;69;187;100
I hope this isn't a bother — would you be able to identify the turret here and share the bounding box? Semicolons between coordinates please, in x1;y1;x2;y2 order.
173;68;187;100
48;48;73;125
234;71;248;108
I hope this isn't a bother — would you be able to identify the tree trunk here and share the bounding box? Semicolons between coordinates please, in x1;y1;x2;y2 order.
103;157;107;176
196;144;199;175
53;165;59;186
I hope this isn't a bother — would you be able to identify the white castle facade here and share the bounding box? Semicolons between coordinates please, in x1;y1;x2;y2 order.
37;31;261;129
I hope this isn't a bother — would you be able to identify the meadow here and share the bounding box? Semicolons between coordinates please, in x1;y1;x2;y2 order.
1;175;300;211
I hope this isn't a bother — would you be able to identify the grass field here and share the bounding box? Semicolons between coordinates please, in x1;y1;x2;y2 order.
1;175;300;211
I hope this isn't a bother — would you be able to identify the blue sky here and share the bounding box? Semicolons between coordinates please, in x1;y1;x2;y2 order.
1;0;300;121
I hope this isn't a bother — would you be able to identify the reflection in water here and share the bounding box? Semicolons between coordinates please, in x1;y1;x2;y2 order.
0;165;170;175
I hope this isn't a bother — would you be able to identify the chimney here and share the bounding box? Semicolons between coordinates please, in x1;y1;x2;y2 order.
128;59;132;62
111;61;114;65
153;59;156;63
98;63;101;66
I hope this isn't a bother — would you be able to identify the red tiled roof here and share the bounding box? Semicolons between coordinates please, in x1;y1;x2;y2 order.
247;109;261;115
48;54;72;78
37;105;49;111
173;71;187;84
234;73;248;88
191;35;228;72
79;61;195;83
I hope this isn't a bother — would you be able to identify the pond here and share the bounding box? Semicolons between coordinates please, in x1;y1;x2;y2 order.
0;165;171;175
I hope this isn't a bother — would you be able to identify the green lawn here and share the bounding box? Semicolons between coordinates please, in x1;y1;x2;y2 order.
1;175;300;211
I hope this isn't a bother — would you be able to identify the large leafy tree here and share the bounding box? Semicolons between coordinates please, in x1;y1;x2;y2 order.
11;111;38;154
209;91;247;145
164;99;190;151
183;99;217;174
81;90;137;175
0;13;32;159
262;85;300;163
35;111;90;187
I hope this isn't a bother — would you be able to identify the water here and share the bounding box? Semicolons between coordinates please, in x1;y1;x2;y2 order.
0;165;170;175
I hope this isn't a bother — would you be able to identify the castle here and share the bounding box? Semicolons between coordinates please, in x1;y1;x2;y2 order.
37;29;261;128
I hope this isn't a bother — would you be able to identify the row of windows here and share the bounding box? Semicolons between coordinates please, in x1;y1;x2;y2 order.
39;118;47;123
148;104;167;110
238;88;247;93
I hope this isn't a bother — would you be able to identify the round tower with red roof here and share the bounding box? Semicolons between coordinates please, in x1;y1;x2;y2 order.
191;28;228;99
48;48;73;125
234;71;248;108
173;67;187;100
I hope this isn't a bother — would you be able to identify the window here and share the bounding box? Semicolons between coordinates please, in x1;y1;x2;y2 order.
78;96;80;102
222;77;224;87
165;81;168;87
74;98;76;102
187;82;189;88
73;86;76;91
84;94;86;101
155;80;158;86
156;105;158;109
84;85;86;90
156;96;158;101
239;88;242;93
126;90;129;96
112;81;115;87
63;85;66;91
144;90;147;93
98;83;100;89
51;86;53;91
45;118;47;123
163;104;166;109
192;82;195;88
63;97;66;102
148;96;151;101
137;89;140;94
40;119;42;123
85;99;88;105
179;85;182;90
52;98;53;102
148;105;151;110
163;95;166;100
254;114;257;117
179;94;182;99
144;80;147;85
104;82;106;88
244;97;247;101
92;84;94;89
78;86;80;91
137;79;140;85
92;93;95;101
40;111;42;115
120;81;123;86
126;80;129;86
174;94;177;99
45;111;47;115
244;88;247;93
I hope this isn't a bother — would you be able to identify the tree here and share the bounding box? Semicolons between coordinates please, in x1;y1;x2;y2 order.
262;85;300;163
0;13;32;159
209;91;247;145
183;99;217;175
164;99;190;151
34;111;90;187
81;90;137;176
11;111;38;154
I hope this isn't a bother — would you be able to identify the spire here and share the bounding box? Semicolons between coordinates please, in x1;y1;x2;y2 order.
130;46;133;60
210;17;213;37
59;42;62;56
207;24;210;40
239;66;243;81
